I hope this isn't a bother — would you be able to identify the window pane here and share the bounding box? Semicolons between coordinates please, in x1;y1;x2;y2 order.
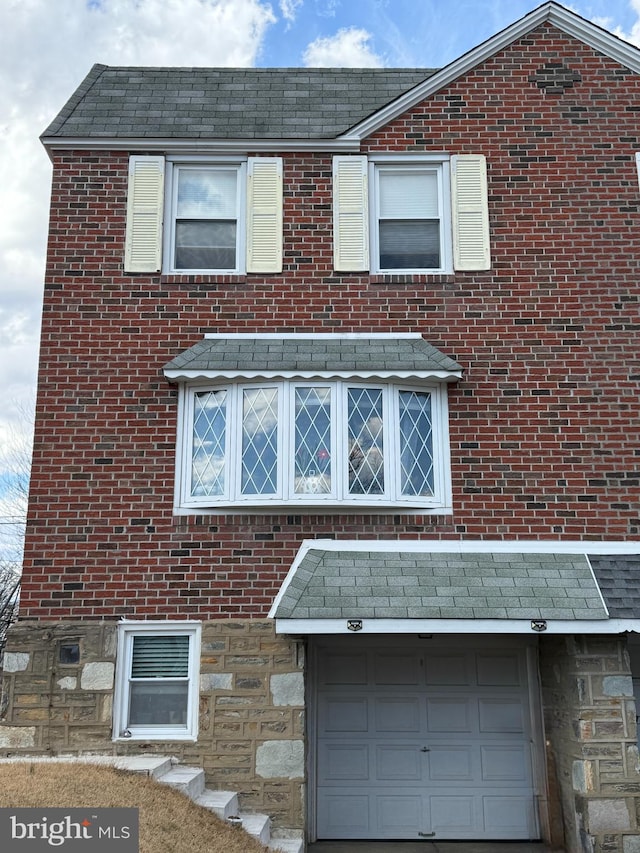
128;681;188;726
242;388;278;495
191;390;226;497
177;169;237;218
379;170;438;218
348;388;384;494
399;391;434;496
379;220;440;269
294;387;331;494
175;221;236;269
131;635;190;678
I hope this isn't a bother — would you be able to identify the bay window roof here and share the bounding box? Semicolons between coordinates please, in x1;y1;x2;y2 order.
163;333;462;382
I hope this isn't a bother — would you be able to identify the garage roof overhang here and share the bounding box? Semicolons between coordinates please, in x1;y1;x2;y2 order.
270;539;640;635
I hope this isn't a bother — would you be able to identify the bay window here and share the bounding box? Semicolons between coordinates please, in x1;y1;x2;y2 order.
178;379;449;510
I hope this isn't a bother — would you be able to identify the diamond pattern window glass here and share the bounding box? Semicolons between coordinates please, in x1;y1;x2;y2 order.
399;390;434;496
348;388;384;495
191;390;227;497
242;387;278;495
179;380;449;509
295;387;332;495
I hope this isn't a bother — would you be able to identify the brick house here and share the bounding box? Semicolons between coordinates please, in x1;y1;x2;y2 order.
2;1;640;849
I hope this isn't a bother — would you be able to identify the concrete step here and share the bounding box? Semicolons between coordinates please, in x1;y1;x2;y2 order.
110;755;174;779
156;765;206;799
237;811;271;845
267;838;304;853
194;789;239;820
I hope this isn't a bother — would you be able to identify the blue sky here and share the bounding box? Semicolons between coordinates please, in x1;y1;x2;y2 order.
0;0;639;553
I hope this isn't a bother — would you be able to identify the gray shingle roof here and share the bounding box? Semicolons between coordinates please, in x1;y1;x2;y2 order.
163;335;462;379
273;550;608;620
42;65;436;140
591;556;640;618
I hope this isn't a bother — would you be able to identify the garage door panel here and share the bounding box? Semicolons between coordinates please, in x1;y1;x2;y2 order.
374;696;420;732
376;794;426;837
319;743;369;780
428;745;475;781
376;744;423;780
374;652;421;685
430;795;476;833
477;652;522;686
427;696;472;732
425;652;469;685
478;697;525;733
483;796;533;834
319;652;368;685
318;793;370;836
481;744;530;781
321;696;368;732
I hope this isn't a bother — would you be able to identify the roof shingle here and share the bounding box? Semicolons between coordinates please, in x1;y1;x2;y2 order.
42;65;436;140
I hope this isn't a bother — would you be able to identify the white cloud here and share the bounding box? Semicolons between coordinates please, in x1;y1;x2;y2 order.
303;26;384;66
280;0;303;23
0;0;276;461
594;0;640;45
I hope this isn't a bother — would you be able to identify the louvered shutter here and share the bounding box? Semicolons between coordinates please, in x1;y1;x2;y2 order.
246;157;283;273
333;155;369;271
451;154;490;271
124;155;165;273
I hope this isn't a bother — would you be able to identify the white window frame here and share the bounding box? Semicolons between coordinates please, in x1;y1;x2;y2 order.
113;621;201;742
369;154;452;275
175;379;452;512
164;158;247;275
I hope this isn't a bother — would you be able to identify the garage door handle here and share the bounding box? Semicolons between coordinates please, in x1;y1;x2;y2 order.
420;746;430;752
419;832;436;837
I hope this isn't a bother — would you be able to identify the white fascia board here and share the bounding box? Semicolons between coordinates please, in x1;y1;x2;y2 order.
203;332;426;340
40;136;360;154
342;3;640;141
163;369;462;382
275;617;640;635
294;538;640;556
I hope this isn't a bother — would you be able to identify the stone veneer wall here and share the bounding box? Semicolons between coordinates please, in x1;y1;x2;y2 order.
0;619;305;831
539;635;640;853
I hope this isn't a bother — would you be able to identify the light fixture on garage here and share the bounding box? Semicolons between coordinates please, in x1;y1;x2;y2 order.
531;619;548;632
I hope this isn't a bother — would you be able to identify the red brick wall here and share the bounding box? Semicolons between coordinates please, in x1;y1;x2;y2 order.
22;23;639;619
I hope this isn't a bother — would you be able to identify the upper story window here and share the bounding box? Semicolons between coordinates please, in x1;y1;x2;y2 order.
124;155;282;275
333;153;490;274
171;166;243;272
165;333;461;514
372;162;449;273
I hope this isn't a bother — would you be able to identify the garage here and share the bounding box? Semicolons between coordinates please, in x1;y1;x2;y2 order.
312;636;540;841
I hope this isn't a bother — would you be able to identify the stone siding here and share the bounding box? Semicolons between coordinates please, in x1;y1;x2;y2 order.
1;619;305;831
540;634;640;853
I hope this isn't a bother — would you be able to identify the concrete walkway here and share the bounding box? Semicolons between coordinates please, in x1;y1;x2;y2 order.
308;843;558;853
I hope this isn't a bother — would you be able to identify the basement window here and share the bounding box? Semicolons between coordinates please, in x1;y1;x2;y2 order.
113;622;201;741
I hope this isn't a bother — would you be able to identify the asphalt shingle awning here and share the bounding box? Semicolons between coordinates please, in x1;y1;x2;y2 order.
163;333;462;381
268;545;634;634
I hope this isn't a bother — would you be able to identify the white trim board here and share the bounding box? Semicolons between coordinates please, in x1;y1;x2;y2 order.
276;617;640;635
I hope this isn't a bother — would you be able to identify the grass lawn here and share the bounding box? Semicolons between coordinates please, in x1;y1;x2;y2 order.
0;761;271;853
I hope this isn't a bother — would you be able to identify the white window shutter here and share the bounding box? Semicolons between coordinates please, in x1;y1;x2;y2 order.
333;155;369;271
246;157;283;273
635;152;640;190
451;154;490;271
124;155;164;273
